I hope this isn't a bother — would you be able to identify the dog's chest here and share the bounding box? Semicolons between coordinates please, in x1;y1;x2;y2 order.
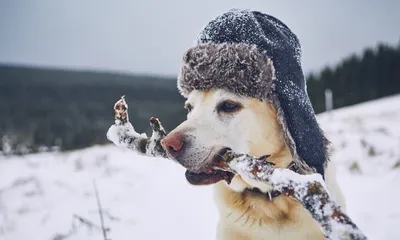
214;183;326;240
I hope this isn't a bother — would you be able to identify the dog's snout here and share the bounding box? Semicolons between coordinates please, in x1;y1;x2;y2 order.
161;132;185;157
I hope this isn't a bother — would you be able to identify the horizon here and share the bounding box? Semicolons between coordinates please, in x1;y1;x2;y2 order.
1;40;398;79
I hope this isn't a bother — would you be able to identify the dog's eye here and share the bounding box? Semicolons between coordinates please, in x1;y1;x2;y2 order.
184;103;193;113
217;101;242;113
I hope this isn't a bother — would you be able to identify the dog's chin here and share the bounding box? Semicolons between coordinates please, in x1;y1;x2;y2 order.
185;169;234;185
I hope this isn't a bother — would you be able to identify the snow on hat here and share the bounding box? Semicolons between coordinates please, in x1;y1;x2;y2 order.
177;9;329;176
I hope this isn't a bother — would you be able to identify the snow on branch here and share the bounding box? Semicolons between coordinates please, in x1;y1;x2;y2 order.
106;96;367;240
219;151;367;240
106;96;167;158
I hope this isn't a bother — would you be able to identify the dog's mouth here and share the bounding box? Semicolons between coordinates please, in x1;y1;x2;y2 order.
185;169;234;185
184;148;235;186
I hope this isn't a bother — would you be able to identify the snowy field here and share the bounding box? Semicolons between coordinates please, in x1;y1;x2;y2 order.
1;95;400;240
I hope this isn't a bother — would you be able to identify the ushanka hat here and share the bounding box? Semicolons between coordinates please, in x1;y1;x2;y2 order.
177;9;329;176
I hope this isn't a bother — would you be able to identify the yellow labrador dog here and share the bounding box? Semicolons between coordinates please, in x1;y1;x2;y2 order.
159;9;346;240
161;89;345;240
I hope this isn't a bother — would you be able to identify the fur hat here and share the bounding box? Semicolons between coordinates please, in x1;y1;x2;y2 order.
177;9;329;176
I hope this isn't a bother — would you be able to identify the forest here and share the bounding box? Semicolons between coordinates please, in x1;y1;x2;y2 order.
1;41;399;155
307;42;400;113
0;67;186;154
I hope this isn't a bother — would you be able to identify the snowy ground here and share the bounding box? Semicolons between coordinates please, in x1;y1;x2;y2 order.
1;95;400;240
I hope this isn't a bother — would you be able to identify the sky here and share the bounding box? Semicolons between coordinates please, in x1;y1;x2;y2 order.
0;0;399;76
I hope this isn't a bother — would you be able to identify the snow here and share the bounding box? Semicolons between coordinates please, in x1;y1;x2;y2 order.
1;94;400;239
106;122;146;148
269;168;326;189
318;94;400;240
0;147;218;240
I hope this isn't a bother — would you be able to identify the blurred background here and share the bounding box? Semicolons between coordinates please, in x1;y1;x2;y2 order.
0;1;399;240
1;0;400;154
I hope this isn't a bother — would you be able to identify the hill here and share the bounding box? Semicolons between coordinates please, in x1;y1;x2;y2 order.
0;95;399;239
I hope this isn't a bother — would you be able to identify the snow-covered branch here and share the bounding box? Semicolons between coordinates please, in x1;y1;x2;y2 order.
106;96;367;240
219;151;367;240
106;96;167;158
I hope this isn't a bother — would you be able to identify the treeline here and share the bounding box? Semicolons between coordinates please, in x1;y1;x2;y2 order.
307;42;400;113
0;66;186;155
1;41;399;155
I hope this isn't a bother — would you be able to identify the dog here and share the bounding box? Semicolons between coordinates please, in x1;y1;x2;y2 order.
160;88;346;240
157;9;347;239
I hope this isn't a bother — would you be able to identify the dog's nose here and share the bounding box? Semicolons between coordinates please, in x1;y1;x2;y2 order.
161;132;185;157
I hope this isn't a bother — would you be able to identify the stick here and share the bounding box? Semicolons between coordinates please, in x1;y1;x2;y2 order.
106;96;167;158
93;180;109;240
219;151;367;240
106;96;367;240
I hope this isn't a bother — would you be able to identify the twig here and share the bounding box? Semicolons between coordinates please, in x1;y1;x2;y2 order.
72;214;103;230
51;214;104;240
93;180;109;240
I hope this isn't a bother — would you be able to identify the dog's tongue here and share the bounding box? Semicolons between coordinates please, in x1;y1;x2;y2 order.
185;170;234;185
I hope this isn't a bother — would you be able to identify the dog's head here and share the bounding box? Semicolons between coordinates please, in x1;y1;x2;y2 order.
160;10;331;182
160;89;292;186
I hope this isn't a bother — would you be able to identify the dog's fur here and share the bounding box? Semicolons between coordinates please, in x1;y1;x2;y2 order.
166;88;346;240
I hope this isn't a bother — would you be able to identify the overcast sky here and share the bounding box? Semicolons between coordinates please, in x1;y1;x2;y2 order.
0;0;399;76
